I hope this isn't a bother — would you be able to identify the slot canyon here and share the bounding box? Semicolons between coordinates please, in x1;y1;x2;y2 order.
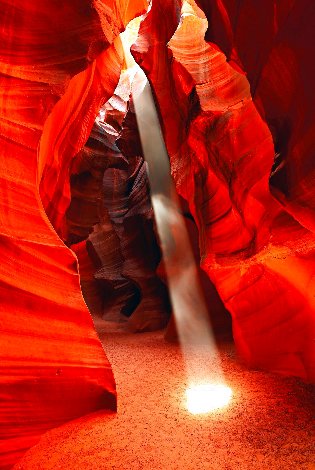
0;1;314;469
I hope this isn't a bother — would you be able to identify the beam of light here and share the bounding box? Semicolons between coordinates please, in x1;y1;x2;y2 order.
120;16;232;414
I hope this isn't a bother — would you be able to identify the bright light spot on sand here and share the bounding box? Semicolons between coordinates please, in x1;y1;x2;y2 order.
186;383;232;414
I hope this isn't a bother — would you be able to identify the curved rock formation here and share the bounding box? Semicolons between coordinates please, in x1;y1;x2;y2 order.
195;0;315;232
0;1;147;468
1;0;315;467
132;0;315;381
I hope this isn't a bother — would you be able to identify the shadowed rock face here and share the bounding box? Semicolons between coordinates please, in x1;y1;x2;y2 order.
195;0;315;231
68;93;170;332
0;0;314;467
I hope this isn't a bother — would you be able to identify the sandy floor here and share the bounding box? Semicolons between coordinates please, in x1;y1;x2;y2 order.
15;326;315;470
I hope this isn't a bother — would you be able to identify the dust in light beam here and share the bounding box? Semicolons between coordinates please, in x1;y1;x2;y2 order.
120;13;233;414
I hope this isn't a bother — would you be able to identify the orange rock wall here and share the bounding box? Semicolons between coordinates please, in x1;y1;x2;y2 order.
132;0;315;381
0;1;146;468
1;0;314;467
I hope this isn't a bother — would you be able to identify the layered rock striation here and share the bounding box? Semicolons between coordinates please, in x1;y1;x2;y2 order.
132;0;315;380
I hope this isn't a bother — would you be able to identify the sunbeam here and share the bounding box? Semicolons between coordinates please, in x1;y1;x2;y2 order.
120;17;232;413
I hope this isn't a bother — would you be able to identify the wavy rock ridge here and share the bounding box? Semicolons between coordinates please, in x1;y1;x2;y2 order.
131;0;315;381
0;1;146;468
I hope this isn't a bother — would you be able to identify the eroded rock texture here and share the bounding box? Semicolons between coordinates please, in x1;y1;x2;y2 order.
1;0;315;467
132;0;315;381
195;0;315;230
0;0;146;468
66;68;170;332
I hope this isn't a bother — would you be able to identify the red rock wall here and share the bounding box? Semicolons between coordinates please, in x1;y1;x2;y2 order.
1;0;315;466
196;0;315;231
132;0;315;381
67;89;170;332
0;1;146;468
